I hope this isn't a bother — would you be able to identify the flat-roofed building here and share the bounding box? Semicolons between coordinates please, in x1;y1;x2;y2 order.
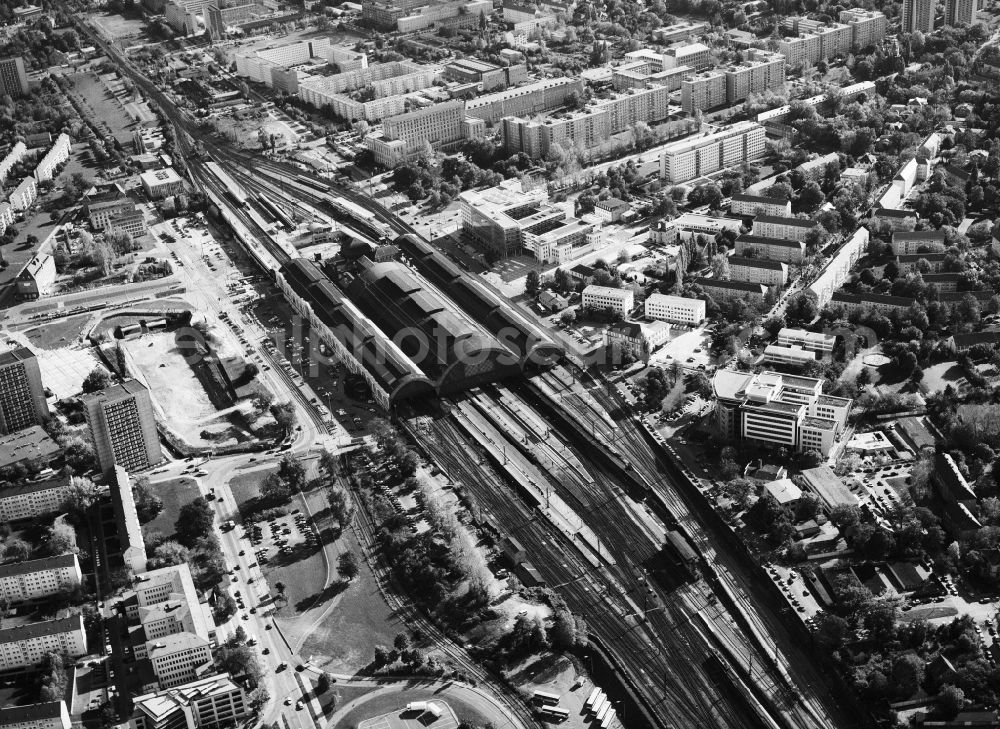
764;344;817;367
730;193;791;218
146;633;213;689
777;33;821;68
752;215;816;241
800;464;860;510
946;0;976;26
734;234;805;263
713;370;850;456
0;614;87;671
0;554;81;605
694;277;768;304
723;50;785;104
0;426;59;473
0;347;48;435
838;9;887;48
644;293;706;324
728;256;788;286
681;71;725;113
0;702;71;729
796;152;840;181
804;227;869;306
128;563;210;644
110;465;147;575
666;213;745;243
659;121;765;184
32;134;70;183
0;57;29;97
365;100;465;166
130;673;248;729
891;229;946;255
0;474;74;522
140;168;185;200
777;328;836;354
464;76;583;125
663;42;712;71
902;0;935;33
82;379;162;474
582;285;634;316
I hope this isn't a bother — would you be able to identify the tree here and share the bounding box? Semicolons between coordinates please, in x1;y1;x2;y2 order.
798;181;825;212
315;673;331;695
270;401;296;431
133;476;163;524
550;608;578;650
215;644;263;687
891;653;924;698
45;518;79;556
939;685;965;718
148;540;190;569
327;484;354;530
338;551;359;581
275;581;286;601
560;309;575;326
248;686;269;714
81;367;112;394
525;269;541;295
2;537;31;562
399;449;419;477
175;498;215;549
278;455;306;492
233;625;247;643
61;477;102;525
393;632;410;653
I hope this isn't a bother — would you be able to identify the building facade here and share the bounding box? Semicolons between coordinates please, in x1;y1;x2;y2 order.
83;379;162;474
0;702;71;729
728;256;789;286
681;71;726;113
366;100;466;166
582;285;635;316
694;277;768;304
140;169;186;200
734;234;806;264
0;554;81;606
946;0;976;25
0;57;29;97
730;193;791;217
644;293;706;324
777;327;836;355
0;615;87;671
147;633;214;689
0;475;74;522
659;121;766;184
0;348;48;435
130;674;248;729
902;0;935;33
751;215;816;241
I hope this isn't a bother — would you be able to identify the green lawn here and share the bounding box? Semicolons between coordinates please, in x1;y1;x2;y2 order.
228;467;278;512
143;476;200;543
24;315;92;350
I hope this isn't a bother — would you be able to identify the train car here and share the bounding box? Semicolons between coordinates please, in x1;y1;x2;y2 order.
205;161;248;207
257;194;295;231
664;529;698;580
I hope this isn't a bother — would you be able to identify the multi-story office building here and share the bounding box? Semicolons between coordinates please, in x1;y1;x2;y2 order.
0;475;74;522
0;347;48;436
140;169;185;200
365;99;466;166
663;43;712;71
0;57;29;97
0;142;28;187
130;674;249;729
728;256;789;286
85;190;139;231
521;219;598;264
9;177;37;211
751;215;817;241
502;84;671;159
891;230;946;256
694;277;768;305
730;193;791;218
659;122;766;184
110;466;147;575
0;615;87;671
723;50;785;104
946;0;976;25
32;134;70;183
777;328;836;355
0;702;71;729
146;633;214;689
734;234;806;264
582;286;635;317
444;59;525;91
644;293;706;325
763;344;817;367
0;554;81;606
83;379;162;474
459;182;548;258
681;71;726;113
902;0;935;33
838;9;887;49
713;370;851;456
128;563;211;643
106;209;147;240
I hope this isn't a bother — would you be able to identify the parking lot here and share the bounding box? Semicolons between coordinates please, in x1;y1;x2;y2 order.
246;508;319;567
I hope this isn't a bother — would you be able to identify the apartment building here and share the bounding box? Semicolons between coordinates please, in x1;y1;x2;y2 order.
777;33;821;69
751;215;817;241
365;99;466;166
0;475;74;522
612;61;690;92
9;177;37;211
946;0;976;25
0;57;29;97
110;465;148;575
662;213;745;244
0;615;87;671
681;71;726;113
464;76;582;125
838;9;888;49
713;370;851;456
502;85;671;158
728;256;789;286
830;291;912;313
130;674;249;729
32;134;70;183
146;633;213;689
444;59;525;91
0;203;11;238
730;193;790;217
777;328;836;355
140;168;185;200
653;20;709;43
15;253;55;300
663;43;712;71
0;142;28;187
83;379;162;474
0;702;71;729
644;293;706;325
0;347;48;436
734;234;806;264
896;252;947;274
723;50;786;104
891;230;946;255
659;121;766;184
0;554;81;606
582;286;635;316
804;227;869;307
902;0;935;33
796;152;840;181
694;277;768;305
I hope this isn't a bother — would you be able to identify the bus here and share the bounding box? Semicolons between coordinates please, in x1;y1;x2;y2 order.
532;690;560;706
538;706;569;722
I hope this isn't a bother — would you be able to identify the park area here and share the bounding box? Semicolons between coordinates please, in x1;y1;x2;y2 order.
141;476;200;545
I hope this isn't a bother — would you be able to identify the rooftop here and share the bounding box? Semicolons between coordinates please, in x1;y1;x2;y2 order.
754;215;815;228
0;614;82;644
0;426;60;468
0;553;77;580
0;702;65;725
